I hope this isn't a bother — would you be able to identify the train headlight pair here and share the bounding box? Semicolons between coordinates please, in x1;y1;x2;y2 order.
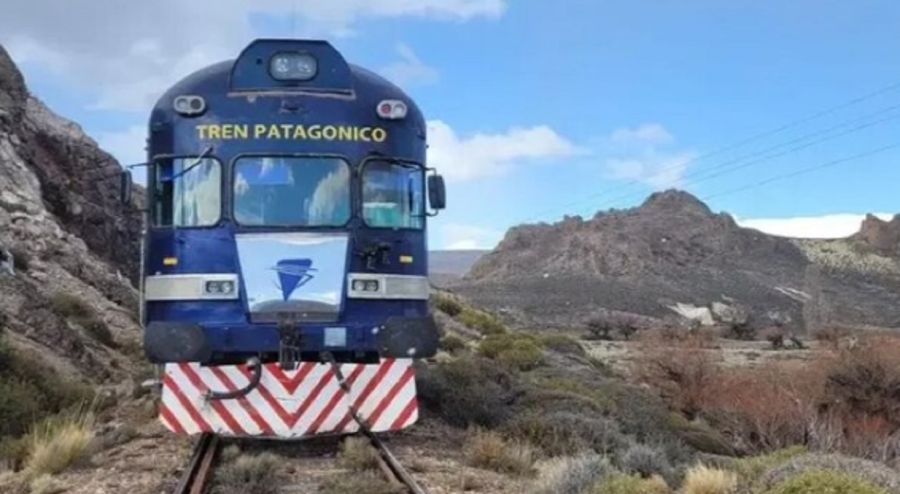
351;279;380;292
269;53;318;81
204;280;235;295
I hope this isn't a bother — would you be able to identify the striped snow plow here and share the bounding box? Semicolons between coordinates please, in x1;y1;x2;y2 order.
159;358;418;438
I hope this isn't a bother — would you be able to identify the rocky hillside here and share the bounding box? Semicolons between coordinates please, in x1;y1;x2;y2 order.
0;43;143;386
429;249;487;286
454;190;900;332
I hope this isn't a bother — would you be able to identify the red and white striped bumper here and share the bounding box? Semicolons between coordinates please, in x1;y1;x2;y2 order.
159;358;418;438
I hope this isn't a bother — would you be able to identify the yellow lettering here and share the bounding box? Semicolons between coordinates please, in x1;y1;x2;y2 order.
266;124;281;139
308;125;322;139
196;125;209;140
371;128;387;142
359;127;372;142
337;126;353;141
322;125;337;140
234;124;248;139
208;125;222;140
280;124;293;137
221;124;233;140
293;125;307;139
254;124;267;138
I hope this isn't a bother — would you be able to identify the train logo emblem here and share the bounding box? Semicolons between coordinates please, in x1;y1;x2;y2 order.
271;259;317;301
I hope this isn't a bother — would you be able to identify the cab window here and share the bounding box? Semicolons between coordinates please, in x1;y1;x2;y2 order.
362;161;424;229
152;157;221;227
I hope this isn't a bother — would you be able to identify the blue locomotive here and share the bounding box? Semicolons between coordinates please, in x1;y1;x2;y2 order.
121;39;445;368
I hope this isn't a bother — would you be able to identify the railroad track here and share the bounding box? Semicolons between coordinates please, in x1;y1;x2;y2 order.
174;432;426;494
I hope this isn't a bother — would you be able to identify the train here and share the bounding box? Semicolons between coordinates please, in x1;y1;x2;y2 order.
120;39;445;438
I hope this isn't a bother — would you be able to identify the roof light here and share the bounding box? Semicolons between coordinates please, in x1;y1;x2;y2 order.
270;53;318;81
173;95;206;116
376;99;407;120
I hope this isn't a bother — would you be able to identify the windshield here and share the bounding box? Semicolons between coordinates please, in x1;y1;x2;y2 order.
362;161;424;229
233;156;351;227
152;157;221;227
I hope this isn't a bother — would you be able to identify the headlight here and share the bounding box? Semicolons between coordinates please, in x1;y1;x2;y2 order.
351;279;380;292
269;53;318;81
205;280;235;295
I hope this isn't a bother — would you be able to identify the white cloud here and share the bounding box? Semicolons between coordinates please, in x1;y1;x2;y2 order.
380;43;439;87
0;0;504;112
438;223;503;250
427;120;579;182
602;123;694;187
736;213;894;239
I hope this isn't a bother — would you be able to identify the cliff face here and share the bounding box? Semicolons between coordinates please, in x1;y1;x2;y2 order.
0;44;143;382
456;190;900;332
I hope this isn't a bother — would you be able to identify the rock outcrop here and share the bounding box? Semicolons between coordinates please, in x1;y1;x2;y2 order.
455;190;900;332
0;44;143;382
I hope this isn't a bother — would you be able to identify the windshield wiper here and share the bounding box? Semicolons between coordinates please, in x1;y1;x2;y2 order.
170;145;214;181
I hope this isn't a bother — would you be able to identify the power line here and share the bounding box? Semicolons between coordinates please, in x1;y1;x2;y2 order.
522;79;900;223
701;142;900;201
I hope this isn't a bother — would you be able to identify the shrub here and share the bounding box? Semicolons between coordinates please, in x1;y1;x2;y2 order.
29;474;65;494
529;454;613;494
338;436;379;471
432;292;463;317
320;472;404;494
756;453;900;493
634;335;718;419
25;410;94;476
212;452;283;494
824;335;900;422
762;470;887;494
457;307;507;336
479;333;544;371
730;446;807;487
463;428;535;475
539;333;586;356
438;334;467;354
616;442;671;478
0;379;44;438
507;411;626;457
416;356;518;427
50;293;115;347
680;464;737;494
594;473;670;494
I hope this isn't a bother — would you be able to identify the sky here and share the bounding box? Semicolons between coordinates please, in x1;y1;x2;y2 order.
2;1;899;250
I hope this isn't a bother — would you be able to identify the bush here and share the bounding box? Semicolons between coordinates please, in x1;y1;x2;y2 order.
508;411;626;457
529;454;613;494
680;464;737;494
824;336;900;422
29;474;65;494
479;333;544;371
594;473;670;494
463;428;535;475
616;442;671;478
634;336;718;419
432;292;463;317
416;356;518;428
539;333;586;356
25;410;94;476
756;454;900;493
438;334;467;354
457;307;507;336
762;470;887;494
338;437;379;472
730;446;806;487
212;452;283;494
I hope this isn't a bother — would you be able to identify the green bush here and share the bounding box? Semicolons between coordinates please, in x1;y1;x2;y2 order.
479;333;544;371
458;307;507;335
416;356;519;428
539;333;586;356
507;411;626;457
432;293;463;317
438;334;467;354
731;446;806;487
763;470;887;494
212;452;284;494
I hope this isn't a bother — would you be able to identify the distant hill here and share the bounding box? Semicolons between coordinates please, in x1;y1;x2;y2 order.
429;249;487;285
454;190;900;332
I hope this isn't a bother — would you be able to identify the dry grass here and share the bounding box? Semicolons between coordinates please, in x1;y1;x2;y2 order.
529;454;613;494
212;452;283;494
464;428;535;475
320;471;404;494
338;436;380;471
680;464;737;494
594;473;671;494
24;411;94;477
763;469;888;494
28;474;65;494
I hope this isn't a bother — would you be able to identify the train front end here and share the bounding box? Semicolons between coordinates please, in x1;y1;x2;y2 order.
122;39;446;438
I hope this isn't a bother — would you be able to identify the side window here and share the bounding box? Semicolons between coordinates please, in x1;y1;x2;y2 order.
362;161;424;229
153;157;221;227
